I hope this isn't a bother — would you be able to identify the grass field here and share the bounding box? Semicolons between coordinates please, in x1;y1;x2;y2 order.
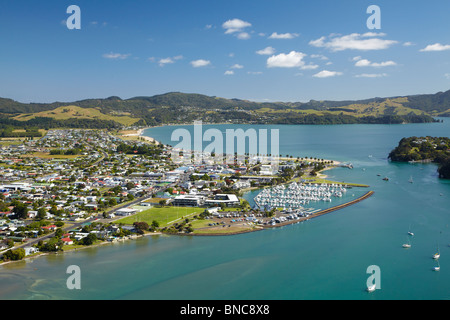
13;105;141;126
115;206;206;227
254;97;426;118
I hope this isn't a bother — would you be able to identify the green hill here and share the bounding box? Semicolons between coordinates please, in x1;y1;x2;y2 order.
0;89;448;128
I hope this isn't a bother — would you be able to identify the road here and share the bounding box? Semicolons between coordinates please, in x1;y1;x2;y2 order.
3;177;182;255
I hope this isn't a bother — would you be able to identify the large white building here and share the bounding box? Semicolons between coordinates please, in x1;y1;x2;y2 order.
173;194;205;207
205;194;240;207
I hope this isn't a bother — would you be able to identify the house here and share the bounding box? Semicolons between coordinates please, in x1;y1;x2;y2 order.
61;237;73;245
232;180;251;190
24;246;39;256
41;225;57;231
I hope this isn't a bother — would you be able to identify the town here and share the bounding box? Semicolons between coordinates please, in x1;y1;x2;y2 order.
0;128;350;263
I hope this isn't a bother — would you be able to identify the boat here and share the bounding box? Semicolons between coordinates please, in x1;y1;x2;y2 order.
409;176;413;183
433;260;440;272
408;224;414;236
382;177;389;181
403;237;412;248
367;284;376;292
433;244;440;259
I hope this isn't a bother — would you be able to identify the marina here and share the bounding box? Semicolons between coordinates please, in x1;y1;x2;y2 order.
253;182;348;210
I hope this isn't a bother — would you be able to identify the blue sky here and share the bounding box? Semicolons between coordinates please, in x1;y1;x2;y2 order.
1;0;450;103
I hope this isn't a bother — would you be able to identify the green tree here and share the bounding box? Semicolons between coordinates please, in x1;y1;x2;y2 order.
37;207;47;220
3;248;25;261
13;202;28;219
82;233;97;245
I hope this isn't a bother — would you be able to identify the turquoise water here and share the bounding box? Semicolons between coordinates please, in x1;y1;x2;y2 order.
1;121;449;300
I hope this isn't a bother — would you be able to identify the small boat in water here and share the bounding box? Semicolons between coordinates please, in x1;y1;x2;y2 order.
408;224;414;236
382;177;389;181
433;260;440;272
433;243;441;259
403;237;412;248
409;176;413;183
367;284;376;292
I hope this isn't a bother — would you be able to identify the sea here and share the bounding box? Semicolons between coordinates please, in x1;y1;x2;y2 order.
1;120;449;300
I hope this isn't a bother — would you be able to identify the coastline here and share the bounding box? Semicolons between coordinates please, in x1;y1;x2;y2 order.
1;190;374;266
137;125;343;166
0;232;163;267
0;187;374;266
1;124;366;266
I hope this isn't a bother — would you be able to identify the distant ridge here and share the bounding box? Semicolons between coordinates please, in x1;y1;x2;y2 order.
0;89;448;129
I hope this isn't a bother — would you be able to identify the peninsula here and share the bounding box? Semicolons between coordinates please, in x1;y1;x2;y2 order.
0;127;371;264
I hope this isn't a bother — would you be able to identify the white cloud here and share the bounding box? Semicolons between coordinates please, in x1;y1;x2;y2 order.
230;64;244;69
268;32;299;39
403;42;414;46
256;46;276;55
420;43;450;52
312;70;343;78
247;71;263;75
222;18;251;34
300;64;319;70
309;33;397;51
102;52;131;60
224;70;234;75
267;51;307;68
190;59;211;67
310;54;328;60
158;57;174;66
445;73;450;79
354;58;396;67
355;73;388;78
157;55;183;67
237;32;251;40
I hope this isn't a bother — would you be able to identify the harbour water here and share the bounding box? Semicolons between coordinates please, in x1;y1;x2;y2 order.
1;120;449;300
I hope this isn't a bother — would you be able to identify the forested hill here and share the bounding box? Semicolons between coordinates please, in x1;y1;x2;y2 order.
0;89;449;129
388;136;450;179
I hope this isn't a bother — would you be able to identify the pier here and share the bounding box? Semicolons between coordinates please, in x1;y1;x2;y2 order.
263;190;375;229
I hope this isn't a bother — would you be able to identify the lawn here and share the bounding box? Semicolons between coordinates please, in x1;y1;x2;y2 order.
115;206;206;227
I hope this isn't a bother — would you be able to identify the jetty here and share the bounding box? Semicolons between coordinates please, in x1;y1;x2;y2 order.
263;191;374;229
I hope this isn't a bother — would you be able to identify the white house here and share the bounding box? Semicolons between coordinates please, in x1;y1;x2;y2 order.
115;207;137;216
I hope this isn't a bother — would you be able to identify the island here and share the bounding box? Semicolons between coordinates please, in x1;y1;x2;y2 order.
388;136;450;179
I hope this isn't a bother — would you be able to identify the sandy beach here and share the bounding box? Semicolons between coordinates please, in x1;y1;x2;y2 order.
119;128;160;145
